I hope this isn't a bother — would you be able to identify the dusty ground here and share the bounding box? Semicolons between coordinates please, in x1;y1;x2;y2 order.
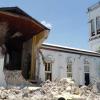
1;70;100;100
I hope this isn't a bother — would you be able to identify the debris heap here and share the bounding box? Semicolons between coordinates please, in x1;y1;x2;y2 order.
4;70;33;87
0;78;99;100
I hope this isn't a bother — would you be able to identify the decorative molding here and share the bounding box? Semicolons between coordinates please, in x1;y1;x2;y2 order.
66;57;72;64
44;55;55;63
84;58;89;64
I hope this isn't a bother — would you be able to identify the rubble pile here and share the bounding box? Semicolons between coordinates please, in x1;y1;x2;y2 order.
4;70;33;87
34;78;100;100
0;77;99;100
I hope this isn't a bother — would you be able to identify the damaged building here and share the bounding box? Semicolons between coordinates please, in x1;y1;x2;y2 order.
38;43;100;86
0;7;49;86
0;2;100;87
37;2;100;86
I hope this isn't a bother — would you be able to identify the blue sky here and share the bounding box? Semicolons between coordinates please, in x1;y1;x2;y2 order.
0;0;99;49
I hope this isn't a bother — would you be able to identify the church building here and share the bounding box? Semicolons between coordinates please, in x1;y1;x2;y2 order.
0;2;100;86
37;2;100;85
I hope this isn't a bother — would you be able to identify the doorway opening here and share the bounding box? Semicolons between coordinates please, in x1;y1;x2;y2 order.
85;73;90;85
84;63;90;85
4;33;32;80
4;35;23;70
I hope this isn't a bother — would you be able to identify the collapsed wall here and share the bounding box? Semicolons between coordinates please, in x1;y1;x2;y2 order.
0;47;33;87
4;70;33;87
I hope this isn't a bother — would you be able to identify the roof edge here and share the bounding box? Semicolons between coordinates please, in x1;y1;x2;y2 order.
41;43;100;57
0;6;50;31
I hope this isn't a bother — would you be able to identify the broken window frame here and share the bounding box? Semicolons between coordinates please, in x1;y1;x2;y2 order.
45;62;52;81
67;63;72;78
84;58;89;73
90;19;95;36
84;62;90;85
96;17;100;34
84;65;89;73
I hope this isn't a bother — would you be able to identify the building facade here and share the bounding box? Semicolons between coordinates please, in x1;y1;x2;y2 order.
88;2;100;52
0;7;49;86
37;44;100;85
37;2;100;85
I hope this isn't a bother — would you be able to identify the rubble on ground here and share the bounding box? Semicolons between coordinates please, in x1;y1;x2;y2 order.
0;74;100;100
4;70;33;87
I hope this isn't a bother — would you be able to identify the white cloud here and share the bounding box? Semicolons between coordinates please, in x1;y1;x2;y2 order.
41;21;52;29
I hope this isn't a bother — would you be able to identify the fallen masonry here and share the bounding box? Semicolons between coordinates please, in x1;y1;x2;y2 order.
4;70;33;87
0;75;99;100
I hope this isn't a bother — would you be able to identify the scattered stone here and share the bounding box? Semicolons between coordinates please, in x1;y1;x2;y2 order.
4;70;33;87
0;75;98;100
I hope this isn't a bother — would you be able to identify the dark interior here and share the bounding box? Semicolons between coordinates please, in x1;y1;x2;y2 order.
22;53;31;79
85;73;90;85
4;35;31;79
4;36;23;70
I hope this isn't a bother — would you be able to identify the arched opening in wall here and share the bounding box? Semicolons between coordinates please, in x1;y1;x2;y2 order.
84;59;90;85
4;32;23;70
40;53;54;81
4;32;32;80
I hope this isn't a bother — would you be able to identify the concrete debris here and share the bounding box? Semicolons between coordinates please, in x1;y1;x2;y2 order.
0;78;99;99
4;70;33;87
37;78;100;100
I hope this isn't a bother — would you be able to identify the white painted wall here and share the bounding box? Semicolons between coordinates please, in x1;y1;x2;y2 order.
37;48;100;85
0;47;6;87
88;5;100;51
36;3;100;86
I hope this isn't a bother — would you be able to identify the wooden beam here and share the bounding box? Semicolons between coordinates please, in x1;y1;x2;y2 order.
30;30;49;80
